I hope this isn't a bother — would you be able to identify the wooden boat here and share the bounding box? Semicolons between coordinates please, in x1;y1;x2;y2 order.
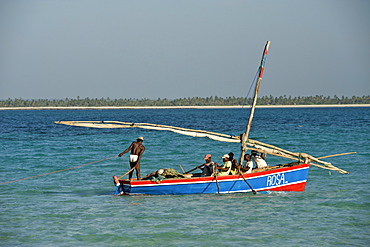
55;41;349;195
113;163;310;195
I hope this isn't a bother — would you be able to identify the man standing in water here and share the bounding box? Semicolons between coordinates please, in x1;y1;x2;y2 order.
118;137;145;180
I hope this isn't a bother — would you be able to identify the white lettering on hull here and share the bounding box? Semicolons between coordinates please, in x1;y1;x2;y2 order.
266;173;288;187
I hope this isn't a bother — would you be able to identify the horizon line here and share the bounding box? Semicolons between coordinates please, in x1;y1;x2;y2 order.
1;104;369;111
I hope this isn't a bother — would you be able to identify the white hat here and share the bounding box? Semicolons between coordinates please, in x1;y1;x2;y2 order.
222;154;229;159
137;136;144;141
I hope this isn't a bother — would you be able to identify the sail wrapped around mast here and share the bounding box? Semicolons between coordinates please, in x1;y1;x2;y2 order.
55;120;240;142
55;120;349;174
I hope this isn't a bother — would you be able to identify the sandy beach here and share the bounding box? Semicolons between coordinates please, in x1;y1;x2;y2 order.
0;104;369;110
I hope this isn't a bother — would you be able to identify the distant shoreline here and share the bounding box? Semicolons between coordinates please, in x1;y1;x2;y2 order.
0;104;369;110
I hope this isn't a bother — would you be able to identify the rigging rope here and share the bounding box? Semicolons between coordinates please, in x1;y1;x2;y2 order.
0;155;118;185
231;69;260;136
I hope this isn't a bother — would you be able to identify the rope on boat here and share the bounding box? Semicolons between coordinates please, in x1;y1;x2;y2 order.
232;69;260;135
214;175;220;195
237;167;257;194
117;164;138;179
0;155;117;185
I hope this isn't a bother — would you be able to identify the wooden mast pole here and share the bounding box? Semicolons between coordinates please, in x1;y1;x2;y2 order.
239;41;271;166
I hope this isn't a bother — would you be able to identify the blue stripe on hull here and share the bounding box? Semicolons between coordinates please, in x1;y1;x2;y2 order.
122;167;309;195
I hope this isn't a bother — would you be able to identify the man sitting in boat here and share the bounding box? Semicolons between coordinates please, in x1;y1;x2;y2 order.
228;152;239;175
240;154;254;173
216;154;232;176
196;154;217;176
251;150;268;168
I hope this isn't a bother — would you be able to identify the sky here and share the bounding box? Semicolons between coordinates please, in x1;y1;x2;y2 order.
0;0;369;100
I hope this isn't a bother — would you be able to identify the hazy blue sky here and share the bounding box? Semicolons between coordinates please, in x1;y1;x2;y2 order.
1;0;369;100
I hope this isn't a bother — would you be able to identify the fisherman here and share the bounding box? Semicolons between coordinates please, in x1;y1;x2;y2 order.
228;152;239;175
216;154;232;176
197;154;217;176
241;153;254;173
118;136;145;180
251;150;268;168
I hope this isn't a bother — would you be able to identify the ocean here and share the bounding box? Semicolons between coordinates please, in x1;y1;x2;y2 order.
0;107;369;246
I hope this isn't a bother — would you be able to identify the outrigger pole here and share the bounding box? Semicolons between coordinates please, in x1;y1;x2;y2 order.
239;41;271;166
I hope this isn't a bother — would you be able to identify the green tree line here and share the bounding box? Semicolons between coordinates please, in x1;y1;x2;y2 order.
1;95;369;107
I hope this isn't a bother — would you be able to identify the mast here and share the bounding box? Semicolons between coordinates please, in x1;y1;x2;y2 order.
239;41;271;165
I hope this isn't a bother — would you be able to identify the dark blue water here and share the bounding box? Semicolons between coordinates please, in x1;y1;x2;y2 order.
1;107;369;246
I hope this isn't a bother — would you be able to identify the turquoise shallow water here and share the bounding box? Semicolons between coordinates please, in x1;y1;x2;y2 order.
0;107;369;246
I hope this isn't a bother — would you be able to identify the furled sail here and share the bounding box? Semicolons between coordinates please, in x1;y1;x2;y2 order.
55;120;349;174
55;120;240;142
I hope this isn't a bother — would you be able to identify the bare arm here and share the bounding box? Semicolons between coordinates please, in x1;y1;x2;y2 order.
217;167;229;172
197;163;206;170
137;146;145;159
118;143;133;157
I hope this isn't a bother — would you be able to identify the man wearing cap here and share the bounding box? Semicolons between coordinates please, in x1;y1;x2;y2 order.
216;154;233;176
118;137;145;180
197;154;217;176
